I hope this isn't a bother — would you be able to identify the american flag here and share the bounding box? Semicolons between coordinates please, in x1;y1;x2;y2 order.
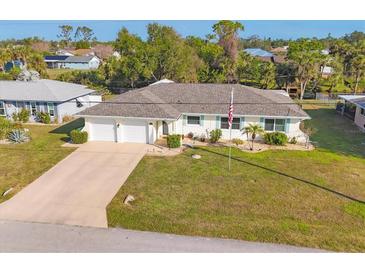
228;90;234;129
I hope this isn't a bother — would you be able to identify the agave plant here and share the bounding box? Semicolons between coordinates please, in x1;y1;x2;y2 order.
7;129;29;144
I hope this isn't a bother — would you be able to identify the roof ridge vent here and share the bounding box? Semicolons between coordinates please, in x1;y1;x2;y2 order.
149;79;175;86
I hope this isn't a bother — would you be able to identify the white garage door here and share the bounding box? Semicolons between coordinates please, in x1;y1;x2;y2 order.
122;119;148;143
90;118;116;142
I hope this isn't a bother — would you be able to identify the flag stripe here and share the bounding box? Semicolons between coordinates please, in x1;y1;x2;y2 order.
228;90;234;128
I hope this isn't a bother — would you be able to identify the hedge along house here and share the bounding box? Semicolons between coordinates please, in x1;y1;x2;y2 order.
77;81;310;144
0;79;101;123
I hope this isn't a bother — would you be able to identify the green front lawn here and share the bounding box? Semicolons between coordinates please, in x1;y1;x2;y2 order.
108;106;365;252
0;121;81;203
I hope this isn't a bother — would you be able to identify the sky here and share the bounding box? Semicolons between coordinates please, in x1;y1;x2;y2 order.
0;20;363;41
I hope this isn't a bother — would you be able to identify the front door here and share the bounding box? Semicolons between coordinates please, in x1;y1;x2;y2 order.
162;121;169;135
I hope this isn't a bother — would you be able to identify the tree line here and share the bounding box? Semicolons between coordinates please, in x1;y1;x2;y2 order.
0;21;364;98
59;21;364;98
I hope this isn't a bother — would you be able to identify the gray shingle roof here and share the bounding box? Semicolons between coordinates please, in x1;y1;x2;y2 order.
0;79;96;102
78;83;310;119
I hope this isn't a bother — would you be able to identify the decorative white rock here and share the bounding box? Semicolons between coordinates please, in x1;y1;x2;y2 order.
123;194;135;205
192;154;201;159
2;187;13;196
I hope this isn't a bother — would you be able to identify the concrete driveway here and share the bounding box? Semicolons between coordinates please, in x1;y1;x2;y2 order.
0;142;148;228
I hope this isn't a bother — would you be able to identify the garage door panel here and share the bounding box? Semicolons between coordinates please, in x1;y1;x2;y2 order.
122;120;147;143
90;118;116;142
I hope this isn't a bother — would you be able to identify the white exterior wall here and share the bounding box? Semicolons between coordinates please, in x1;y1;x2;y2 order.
171;114;306;142
57;94;101;123
354;106;365;132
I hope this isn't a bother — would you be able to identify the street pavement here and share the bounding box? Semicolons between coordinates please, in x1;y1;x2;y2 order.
0;220;325;252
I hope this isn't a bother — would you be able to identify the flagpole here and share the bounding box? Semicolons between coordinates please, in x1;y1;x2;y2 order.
228;89;234;171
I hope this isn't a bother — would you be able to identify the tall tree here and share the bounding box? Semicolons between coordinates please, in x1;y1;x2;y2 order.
212;20;244;61
108;28;151;88
212;20;244;82
186;36;226;83
74;26;96;49
287;39;325;99
146;23;202;82
57;25;73;47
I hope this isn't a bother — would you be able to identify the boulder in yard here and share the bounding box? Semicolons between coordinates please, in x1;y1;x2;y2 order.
123;194;135;205
2;187;13;197
192;154;201;159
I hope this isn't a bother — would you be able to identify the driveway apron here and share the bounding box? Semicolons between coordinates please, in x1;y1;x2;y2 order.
0;142;148;228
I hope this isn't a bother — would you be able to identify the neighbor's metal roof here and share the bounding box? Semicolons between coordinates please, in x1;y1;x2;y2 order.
0;79;96;102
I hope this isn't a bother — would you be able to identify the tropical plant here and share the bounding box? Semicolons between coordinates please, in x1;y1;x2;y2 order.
209;129;222;143
7;129;29;144
242;123;264;150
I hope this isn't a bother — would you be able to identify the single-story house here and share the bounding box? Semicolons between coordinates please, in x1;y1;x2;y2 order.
44;55;100;70
77;81;310;144
0;79;101;123
338;95;365;132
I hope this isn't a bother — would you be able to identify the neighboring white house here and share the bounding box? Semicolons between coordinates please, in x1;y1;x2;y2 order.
44;55;101;70
0;79;101;123
338;95;365;132
77;81;310;144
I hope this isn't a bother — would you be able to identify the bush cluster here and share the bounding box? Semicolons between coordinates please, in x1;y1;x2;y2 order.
232;138;244;146
12;108;30;123
36;112;51;124
70;130;88;144
166;134;181;148
263;132;288;146
209;129;222;143
0;117;13;139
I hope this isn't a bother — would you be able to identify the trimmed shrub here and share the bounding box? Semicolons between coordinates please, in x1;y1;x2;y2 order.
209;129;222;143
36;112;51;124
70;130;88;144
166;134;181;148
187;132;194;139
232;138;244;146
0;117;13;140
264;132;288;146
12;108;30;123
199;134;207;142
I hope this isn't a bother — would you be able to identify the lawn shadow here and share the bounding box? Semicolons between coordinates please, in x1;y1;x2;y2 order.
50;118;85;135
197;147;365;205
305;108;365;159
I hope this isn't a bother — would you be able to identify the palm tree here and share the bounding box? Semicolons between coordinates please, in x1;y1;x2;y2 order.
242;123;264;151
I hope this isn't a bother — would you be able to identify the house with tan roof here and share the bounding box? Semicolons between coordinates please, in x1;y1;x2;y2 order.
77;80;310;144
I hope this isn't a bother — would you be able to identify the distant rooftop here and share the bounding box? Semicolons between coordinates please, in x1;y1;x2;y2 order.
244;48;273;57
0;79;96;102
